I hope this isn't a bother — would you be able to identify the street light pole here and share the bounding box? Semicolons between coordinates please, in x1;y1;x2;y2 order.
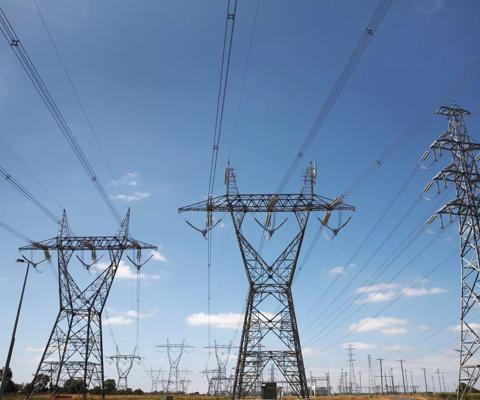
0;256;45;400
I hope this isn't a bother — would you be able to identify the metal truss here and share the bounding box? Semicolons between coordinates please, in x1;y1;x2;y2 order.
107;348;141;390
204;342;235;396
180;162;354;399
22;210;156;399
156;340;193;393
146;368;162;393
423;105;480;399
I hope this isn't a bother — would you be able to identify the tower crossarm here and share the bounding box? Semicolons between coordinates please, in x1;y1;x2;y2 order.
429;164;480;185
178;193;354;213
19;236;156;251
429;136;480;153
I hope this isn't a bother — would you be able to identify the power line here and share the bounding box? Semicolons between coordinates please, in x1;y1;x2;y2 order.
341;55;480;198
303;194;448;341
204;0;238;355
314;240;452;351
277;0;393;192
0;137;63;210
0;220;32;242
0;164;60;224
208;0;238;197
31;0;117;180
301;166;419;327
0;6;121;223
227;0;260;161
297;57;480;331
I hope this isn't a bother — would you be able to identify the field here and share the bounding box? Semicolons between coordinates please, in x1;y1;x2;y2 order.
1;394;465;400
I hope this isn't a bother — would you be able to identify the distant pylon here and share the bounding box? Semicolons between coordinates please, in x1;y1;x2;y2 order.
204;342;235;395
423;105;480;399
367;355;376;394
156;340;193;393
346;344;357;394
107;347;141;390
147;368;162;393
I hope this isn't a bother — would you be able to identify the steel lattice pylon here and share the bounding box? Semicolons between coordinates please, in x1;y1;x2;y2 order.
156;340;193;393
21;210;156;399
107;348;141;391
204;342;235;396
423;105;480;399
179;162;354;399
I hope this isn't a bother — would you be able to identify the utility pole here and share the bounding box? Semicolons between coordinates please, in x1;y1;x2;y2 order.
390;368;395;394
423;105;480;399
432;375;436;394
367;355;375;394
377;359;384;395
346;344;357;394
410;370;415;393
398;360;406;394
422;368;429;393
23;210;155;400
0;257;46;400
359;371;362;395
436;369;442;393
339;369;344;394
179;162;354;399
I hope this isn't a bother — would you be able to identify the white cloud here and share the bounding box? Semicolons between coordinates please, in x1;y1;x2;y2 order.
186;312;244;329
349;316;408;335
357;291;396;304
302;347;322;357
25;346;44;353
103;315;134;326
356;283;397;293
151;250;168;263
414;0;446;16
383;344;415;352
401;287;448;297
112;172;138;187
93;260;161;281
383;327;408;335
449;323;480;332
104;309;156;326
417;324;430;331
343;342;377;351
110;191;151;202
329;266;346;276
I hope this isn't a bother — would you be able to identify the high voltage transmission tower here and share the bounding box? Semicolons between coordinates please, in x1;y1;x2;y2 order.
346;344;357;394
204;342;235;396
146;368;162;393
21;210;156;400
107;348;141;391
180;162;354;399
157;341;193;393
423;105;480;399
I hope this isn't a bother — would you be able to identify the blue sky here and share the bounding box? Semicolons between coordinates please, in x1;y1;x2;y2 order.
0;0;479;393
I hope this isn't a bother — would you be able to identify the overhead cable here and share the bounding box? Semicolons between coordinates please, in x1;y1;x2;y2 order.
277;0;393;192
0;6;121;223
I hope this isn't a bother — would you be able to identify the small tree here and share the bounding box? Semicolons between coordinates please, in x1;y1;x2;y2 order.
63;378;85;394
104;379;116;394
0;367;18;393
